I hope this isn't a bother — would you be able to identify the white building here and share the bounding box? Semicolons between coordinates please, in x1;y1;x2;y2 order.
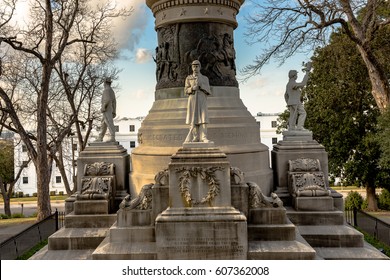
254;112;283;152
13;117;144;196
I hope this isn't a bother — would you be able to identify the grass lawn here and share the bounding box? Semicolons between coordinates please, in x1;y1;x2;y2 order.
0;217;36;226
0;195;67;203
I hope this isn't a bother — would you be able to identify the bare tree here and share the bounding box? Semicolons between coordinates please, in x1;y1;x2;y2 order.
0;0;132;220
244;0;390;111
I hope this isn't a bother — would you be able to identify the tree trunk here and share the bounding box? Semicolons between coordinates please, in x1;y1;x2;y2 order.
365;185;378;211
356;45;390;111
0;180;11;217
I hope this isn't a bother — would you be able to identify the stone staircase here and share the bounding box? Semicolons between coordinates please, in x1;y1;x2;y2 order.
92;209;157;259
30;201;116;260
287;207;388;260
247;208;316;260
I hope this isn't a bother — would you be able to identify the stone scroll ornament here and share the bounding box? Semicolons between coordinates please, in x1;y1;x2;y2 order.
77;162;115;200
247;182;283;208
288;158;331;197
230;167;245;185
176;166;223;207
154;168;169;186
119;183;154;210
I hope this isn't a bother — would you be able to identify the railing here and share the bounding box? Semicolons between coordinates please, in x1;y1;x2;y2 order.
0;210;65;260
346;208;390;246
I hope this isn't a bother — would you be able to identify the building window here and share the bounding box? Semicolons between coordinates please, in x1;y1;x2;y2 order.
272;137;278;144
271;121;277;128
129;125;135;132
23;177;28;184
115;125;119;132
56;176;62;184
130;141;136;148
22;144;27;152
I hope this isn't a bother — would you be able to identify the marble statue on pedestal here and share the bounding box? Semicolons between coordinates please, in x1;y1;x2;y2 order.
97;78;116;142
184;60;212;143
284;62;312;130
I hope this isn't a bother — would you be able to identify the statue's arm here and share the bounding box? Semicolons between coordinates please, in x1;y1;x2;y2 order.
184;77;193;95
199;76;211;95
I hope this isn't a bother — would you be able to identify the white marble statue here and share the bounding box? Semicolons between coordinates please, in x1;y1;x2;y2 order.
284;62;312;130
184;60;212;143
96;78;116;142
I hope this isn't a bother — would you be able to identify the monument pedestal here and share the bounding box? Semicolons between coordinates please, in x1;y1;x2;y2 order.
156;207;247;259
155;143;247;259
271;130;328;205
77;142;130;211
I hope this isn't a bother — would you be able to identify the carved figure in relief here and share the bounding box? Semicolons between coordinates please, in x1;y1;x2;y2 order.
247;182;283;208
96;78;116;142
184;60;212;143
119;183;153;210
284;62;312;130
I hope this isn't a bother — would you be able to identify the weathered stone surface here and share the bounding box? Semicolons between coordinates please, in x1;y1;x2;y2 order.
293;196;334;211
77;142;130;210
155;207;247;260
73;200;108;215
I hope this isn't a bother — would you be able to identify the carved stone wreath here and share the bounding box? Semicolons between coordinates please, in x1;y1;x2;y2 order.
176;166;224;207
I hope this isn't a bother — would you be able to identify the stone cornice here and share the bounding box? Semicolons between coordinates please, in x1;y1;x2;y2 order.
147;0;244;15
146;0;244;28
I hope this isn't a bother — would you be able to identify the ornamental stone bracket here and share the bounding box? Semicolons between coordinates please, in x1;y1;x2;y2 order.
77;162;116;201
288;158;331;197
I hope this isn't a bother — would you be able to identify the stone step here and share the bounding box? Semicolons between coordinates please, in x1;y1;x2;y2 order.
64;213;117;228
314;243;389;260
110;225;155;243
286;208;345;225
298;225;364;247
247;240;316;260
48;227;109;250
29;245;94;260
248;222;295;241
92;236;157;260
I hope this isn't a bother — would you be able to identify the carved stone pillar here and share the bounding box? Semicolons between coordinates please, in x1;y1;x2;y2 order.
130;0;273;197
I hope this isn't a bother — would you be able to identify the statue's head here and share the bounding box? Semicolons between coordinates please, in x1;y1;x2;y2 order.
104;77;112;85
288;70;298;79
191;60;201;74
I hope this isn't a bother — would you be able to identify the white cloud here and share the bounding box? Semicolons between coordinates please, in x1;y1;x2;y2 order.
135;48;152;64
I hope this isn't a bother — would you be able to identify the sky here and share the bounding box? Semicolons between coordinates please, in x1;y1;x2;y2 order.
9;0;312;118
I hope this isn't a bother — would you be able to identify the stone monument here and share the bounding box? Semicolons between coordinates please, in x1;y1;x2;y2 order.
130;0;273;198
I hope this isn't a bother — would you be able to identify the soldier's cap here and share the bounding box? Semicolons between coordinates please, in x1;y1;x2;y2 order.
192;60;201;66
105;77;112;83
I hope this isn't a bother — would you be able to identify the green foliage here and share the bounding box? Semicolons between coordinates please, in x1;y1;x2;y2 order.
378;189;390;210
376;108;390;171
344;191;364;210
0;213;10;219
10;213;25;219
16;240;48;260
305;29;390;196
359;228;390;258
0;140;14;183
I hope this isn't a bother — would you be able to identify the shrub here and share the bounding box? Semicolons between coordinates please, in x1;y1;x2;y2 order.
59;191;64;196
17;192;24;198
50;191;56;196
25;194;30;197
11;213;25;219
344;191;364;210
0;214;10;219
378;189;390;210
33;192;37;197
